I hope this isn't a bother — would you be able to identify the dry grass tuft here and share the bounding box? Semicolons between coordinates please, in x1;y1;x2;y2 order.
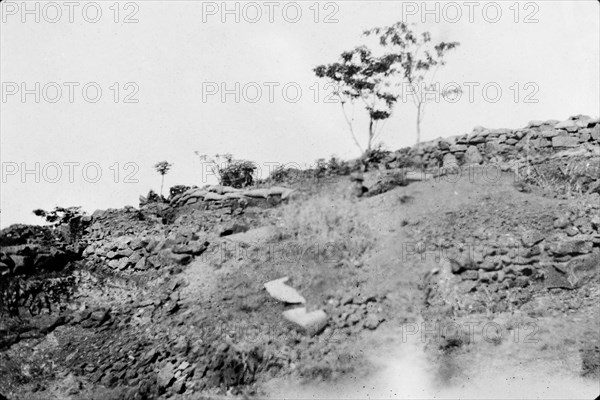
277;186;374;264
519;156;600;197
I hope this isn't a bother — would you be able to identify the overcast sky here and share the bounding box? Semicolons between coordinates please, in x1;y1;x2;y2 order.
1;1;599;227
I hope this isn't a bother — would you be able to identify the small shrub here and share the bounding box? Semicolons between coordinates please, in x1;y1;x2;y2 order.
327;156;351;176
169;185;190;199
269;166;304;184
311;156;353;181
221;160;256;188
32;206;88;241
145;189;164;203
266;156;352;186
393;148;419;169
364;143;390;166
195;153;256;188
32;206;83;226
314;158;328;179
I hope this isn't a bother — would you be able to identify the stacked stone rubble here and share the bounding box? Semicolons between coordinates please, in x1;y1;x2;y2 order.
384;115;599;171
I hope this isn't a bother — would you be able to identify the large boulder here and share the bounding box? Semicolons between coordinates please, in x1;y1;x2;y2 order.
442;153;458;168
464;145;483;164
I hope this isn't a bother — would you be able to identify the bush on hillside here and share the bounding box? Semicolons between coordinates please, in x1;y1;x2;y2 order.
267;156;353;185
314;158;328;179
145;189;165;203
364;143;390;167
32;206;84;226
32;206;88;241
326;156;351;176
169;185;191;199
220;160;256;188
195;153;257;188
269;166;304;184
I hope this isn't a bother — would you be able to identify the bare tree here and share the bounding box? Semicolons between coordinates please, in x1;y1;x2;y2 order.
364;22;460;145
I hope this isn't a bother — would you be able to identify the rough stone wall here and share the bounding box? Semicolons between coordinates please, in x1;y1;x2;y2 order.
385;114;600;171
413;115;600;311
445;209;600;293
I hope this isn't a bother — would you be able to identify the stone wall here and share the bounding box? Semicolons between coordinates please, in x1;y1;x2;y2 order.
414;115;600;312
385;114;600;170
449;210;600;292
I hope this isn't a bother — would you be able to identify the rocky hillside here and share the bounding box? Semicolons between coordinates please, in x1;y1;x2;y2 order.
1;115;599;399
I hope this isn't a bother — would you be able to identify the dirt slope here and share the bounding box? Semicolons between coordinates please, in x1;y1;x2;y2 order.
266;168;600;399
1;162;599;399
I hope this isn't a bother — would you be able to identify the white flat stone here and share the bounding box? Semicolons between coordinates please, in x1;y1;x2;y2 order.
242;189;270;199
282;307;328;336
203;192;225;201
267;186;289;196
264;277;306;304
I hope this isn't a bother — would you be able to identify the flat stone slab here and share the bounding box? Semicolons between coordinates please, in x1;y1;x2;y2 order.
282;307;328;336
267;186;289;196
242;189;270;199
264;277;306;304
203;192;226;201
207;185;241;194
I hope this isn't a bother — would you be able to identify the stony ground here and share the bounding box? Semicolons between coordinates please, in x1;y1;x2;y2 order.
1;125;600;399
